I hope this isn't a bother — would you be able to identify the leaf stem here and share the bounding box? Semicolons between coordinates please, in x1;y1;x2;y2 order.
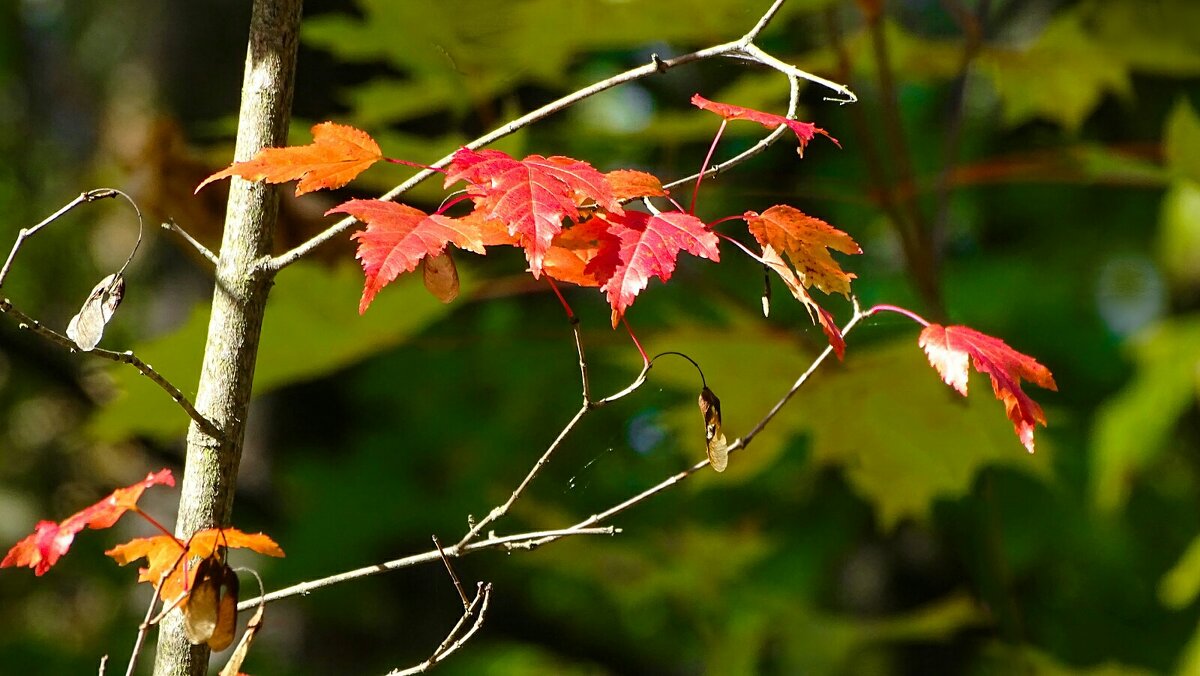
866;303;931;327
692;119;728;214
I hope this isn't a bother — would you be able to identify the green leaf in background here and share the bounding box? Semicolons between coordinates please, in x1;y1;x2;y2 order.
1159;181;1200;290
1159;533;1200;610
1165;98;1200;184
647;310;1052;529
87;262;467;441
981;14;1130;131
1091;317;1200;512
1079;0;1200;77
977;643;1157;676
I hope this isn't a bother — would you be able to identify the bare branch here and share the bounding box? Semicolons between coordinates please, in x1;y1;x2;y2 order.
237;526;615;611
0;189;119;289
387;582;492;676
433;536;469;609
264;0;857;272
0;299;222;439
163;220;219;268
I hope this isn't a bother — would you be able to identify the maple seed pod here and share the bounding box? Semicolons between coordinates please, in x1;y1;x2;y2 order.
183;554;240;651
66;273;125;351
698;386;729;472
422;251;460;303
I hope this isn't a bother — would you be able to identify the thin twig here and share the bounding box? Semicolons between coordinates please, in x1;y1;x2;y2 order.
0;299;222;438
455;404;589;548
163;220;219;267
237;527;615;611
123;570;172;676
0;189;118;289
387;582;492;676
433;535;469;609
263;0;855;273
98;655;108;676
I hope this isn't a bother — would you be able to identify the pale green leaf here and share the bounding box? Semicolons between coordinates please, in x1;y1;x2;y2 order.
1091;316;1200;512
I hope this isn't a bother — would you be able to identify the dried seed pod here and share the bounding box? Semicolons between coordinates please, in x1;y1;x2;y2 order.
183;554;240;651
422;251;460;303
66;273;125;351
698;386;729;472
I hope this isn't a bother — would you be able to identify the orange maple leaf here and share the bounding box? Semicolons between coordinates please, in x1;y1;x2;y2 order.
107;527;283;604
196;122;382;196
542;217;621;288
760;245;845;358
919;324;1057;453
745;205;861;297
2;469;174;576
605;169;668;201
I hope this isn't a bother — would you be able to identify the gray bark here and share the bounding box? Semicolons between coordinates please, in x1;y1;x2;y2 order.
152;0;302;674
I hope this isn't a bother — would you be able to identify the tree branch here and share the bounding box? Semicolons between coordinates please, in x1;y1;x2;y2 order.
162;220;219;268
237;305;868;612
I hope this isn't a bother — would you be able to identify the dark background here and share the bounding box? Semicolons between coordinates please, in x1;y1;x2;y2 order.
1;0;1198;673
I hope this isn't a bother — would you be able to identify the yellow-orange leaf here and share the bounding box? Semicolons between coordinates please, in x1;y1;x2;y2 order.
106;527;283;604
196;122;382;196
605;169;668;201
745;205;861;297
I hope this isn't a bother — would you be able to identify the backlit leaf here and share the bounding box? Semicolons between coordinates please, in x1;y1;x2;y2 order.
692;94;837;155
1;469;174;575
444;148;621;275
336;199;485;313
919;324;1057;453
196;122;383;196
600;210;720;326
744;205;861;297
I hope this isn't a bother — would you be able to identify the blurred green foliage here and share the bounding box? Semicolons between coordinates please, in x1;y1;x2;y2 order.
1;0;1199;674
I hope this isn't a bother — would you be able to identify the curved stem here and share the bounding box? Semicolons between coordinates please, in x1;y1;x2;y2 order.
693;119;728;214
866;303;931;327
650;351;707;389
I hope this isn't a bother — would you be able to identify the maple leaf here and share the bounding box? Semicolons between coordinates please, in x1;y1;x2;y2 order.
745;205;861;297
919;324;1057;453
601;211;720;326
605;169;668;201
760;245;846;358
196;122;382;196
107;527;283;604
2;469;174;576
542;217;622;288
444;148;622;275
692;94;838;155
336;199;486;314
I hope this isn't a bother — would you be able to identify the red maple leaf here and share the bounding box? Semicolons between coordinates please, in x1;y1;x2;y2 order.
760;245;845;358
444;148;622;276
919;324;1057;453
2;469;174;576
601;211;720;326
335;200;486;314
107;527;283;604
692;94;838;155
196;122;382;196
744;205;861;297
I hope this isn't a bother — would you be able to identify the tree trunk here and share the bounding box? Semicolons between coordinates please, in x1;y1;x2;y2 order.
152;1;302;674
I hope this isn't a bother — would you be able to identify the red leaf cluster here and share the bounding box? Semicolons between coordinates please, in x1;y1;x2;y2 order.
919;324;1058;452
1;469;174;575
